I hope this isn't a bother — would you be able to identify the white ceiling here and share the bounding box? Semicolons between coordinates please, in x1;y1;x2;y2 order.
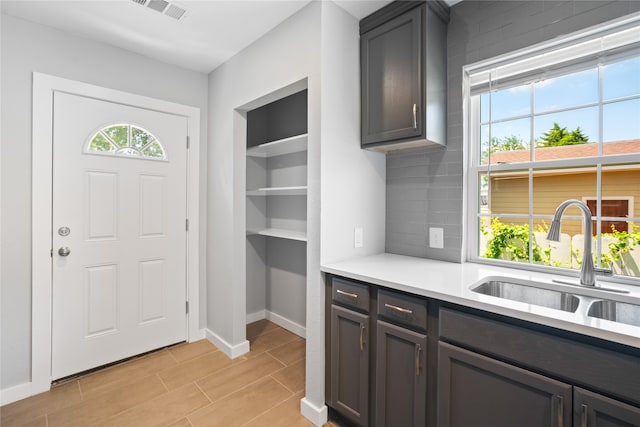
1;0;456;74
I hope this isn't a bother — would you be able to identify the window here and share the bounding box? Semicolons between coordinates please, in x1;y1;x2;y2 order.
87;124;166;160
466;15;640;279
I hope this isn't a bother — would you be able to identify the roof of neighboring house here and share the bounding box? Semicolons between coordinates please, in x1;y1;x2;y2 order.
484;139;640;164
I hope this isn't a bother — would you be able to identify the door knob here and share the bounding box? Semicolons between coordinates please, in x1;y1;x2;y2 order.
58;247;71;257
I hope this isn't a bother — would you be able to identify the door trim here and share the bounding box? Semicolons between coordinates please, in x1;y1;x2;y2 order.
31;72;202;394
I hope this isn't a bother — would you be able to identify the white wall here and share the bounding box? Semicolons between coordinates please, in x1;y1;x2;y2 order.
319;3;386;265
305;1;386;416
0;14;208;391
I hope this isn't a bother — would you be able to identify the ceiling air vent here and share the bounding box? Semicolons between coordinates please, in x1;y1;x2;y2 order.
164;4;186;20
147;0;169;13
130;0;187;21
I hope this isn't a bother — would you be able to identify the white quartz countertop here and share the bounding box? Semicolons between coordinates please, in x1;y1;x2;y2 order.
321;253;640;349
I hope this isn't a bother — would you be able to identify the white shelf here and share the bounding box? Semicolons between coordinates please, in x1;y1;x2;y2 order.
246;133;308;158
246;186;307;196
246;228;307;242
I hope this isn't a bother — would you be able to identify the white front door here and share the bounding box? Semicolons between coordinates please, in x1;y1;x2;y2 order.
51;91;188;380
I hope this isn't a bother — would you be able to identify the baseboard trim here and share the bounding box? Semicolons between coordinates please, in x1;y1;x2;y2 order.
246;309;266;324
266;311;306;338
247;310;306;338
300;397;328;426
189;327;207;342
205;328;250;359
1;381;37;406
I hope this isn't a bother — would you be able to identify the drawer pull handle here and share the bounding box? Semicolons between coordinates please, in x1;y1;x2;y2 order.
336;289;358;299
553;395;564;427
415;344;421;377
580;404;587;427
412;103;417;129
385;303;413;315
359;323;365;351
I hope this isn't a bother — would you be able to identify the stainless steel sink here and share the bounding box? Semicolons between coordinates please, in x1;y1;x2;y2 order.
587;300;640;327
472;280;580;313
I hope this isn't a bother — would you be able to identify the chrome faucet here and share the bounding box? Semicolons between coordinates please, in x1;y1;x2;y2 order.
546;199;597;286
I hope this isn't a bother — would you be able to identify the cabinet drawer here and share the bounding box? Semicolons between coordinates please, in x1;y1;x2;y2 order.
332;278;370;313
439;308;640;406
378;289;427;331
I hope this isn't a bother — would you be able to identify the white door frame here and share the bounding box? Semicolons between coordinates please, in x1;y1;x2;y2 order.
31;72;202;395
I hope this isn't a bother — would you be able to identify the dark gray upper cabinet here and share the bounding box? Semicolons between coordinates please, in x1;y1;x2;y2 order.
360;1;448;152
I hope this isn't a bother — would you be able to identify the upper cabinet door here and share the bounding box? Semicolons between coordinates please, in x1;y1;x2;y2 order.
361;6;423;146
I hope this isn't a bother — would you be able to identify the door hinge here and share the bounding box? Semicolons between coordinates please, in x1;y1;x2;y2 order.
186;136;190;149
186;301;189;314
186;218;189;231
50;248;53;257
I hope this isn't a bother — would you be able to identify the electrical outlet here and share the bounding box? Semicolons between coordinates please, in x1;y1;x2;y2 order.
429;227;444;249
354;227;363;248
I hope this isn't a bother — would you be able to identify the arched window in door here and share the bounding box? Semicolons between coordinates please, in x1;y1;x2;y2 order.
87;124;166;160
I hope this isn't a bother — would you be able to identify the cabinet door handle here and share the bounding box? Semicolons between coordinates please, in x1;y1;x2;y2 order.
580;404;588;427
553;395;564;427
336;289;358;299
412;103;417;129
384;303;413;315
414;344;422;377
359;323;365;351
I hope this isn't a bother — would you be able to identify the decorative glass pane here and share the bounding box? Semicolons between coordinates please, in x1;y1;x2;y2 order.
131;127;154;150
116;147;142;156
89;133;115;153
142;142;165;159
103;125;128;147
87;124;166;160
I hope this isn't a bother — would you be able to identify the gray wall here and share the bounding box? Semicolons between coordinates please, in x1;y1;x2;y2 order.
385;0;640;263
0;14;208;390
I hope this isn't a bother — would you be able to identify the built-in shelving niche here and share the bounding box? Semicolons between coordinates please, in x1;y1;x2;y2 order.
245;89;308;338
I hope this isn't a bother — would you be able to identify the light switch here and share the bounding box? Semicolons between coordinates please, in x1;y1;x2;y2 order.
429;227;444;249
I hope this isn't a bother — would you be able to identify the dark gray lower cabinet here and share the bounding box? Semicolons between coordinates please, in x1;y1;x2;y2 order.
575;388;640;427
375;320;427;427
330;304;370;426
438;342;572;427
327;275;640;427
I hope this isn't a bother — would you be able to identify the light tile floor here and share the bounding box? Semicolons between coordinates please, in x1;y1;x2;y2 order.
1;320;343;427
